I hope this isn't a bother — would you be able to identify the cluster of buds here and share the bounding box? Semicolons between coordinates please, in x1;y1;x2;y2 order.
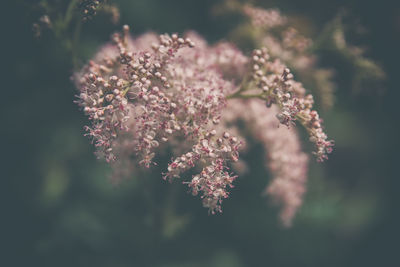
79;0;106;21
166;131;241;213
75;70;130;162
189;164;237;214
246;48;333;162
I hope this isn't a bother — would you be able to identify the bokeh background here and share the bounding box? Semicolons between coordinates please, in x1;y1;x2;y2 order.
3;0;400;266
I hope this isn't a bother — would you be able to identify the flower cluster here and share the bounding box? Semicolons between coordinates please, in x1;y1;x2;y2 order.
75;24;333;222
237;3;336;110
233;48;334;162
75;71;131;162
166;132;241;214
75;26;196;162
75;27;246;213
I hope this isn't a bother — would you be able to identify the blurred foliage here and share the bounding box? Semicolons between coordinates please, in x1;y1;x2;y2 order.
3;0;400;266
314;11;386;94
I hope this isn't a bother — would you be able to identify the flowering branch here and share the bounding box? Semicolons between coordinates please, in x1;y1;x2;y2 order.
228;48;333;162
74;21;333;225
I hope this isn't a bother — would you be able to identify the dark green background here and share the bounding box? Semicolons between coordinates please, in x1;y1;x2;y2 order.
3;0;400;266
